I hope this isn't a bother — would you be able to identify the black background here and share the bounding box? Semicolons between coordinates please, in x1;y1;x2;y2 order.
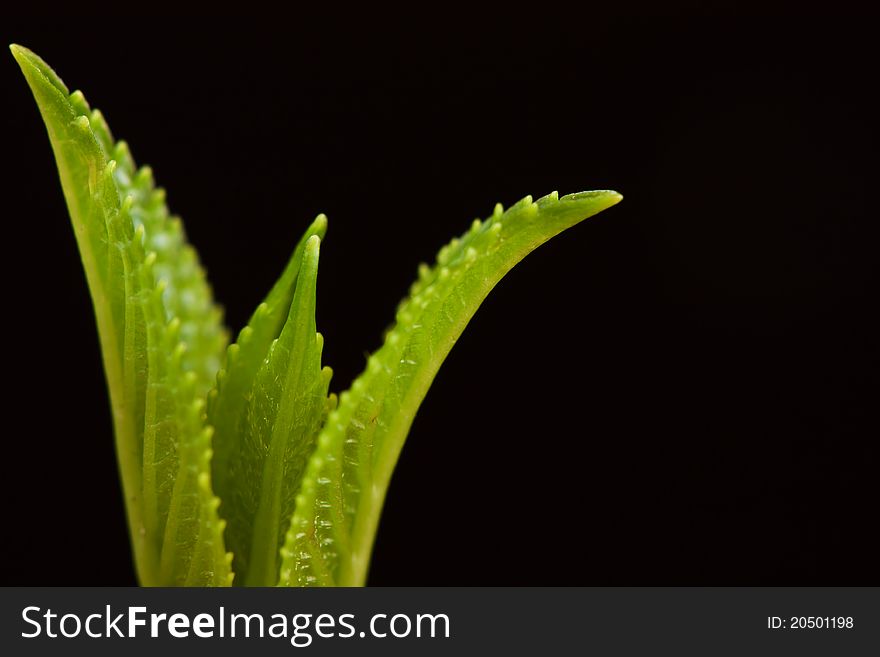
1;6;877;585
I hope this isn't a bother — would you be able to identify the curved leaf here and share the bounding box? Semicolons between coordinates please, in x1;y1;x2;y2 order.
12;45;231;586
278;190;622;586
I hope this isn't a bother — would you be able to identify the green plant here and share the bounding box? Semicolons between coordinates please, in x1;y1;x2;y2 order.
12;44;622;587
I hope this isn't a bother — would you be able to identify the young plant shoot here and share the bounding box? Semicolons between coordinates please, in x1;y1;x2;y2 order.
12;44;622;586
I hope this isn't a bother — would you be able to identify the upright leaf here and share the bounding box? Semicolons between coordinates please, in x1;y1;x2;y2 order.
209;231;332;586
12;45;231;585
278;190;622;586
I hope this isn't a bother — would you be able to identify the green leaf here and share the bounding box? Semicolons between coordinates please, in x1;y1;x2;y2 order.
12;45;231;586
14;44;622;587
209;227;333;586
278;190;622;586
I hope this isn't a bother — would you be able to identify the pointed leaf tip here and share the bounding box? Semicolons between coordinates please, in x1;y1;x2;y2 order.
305;233;321;253
561;189;623;206
10;44;70;96
312;213;329;236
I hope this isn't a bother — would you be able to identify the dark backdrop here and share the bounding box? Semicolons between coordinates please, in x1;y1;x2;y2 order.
1;6;877;585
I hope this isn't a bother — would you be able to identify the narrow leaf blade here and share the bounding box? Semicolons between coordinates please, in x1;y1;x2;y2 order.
13;45;231;585
209;231;331;585
278;190;622;586
208;218;328;581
